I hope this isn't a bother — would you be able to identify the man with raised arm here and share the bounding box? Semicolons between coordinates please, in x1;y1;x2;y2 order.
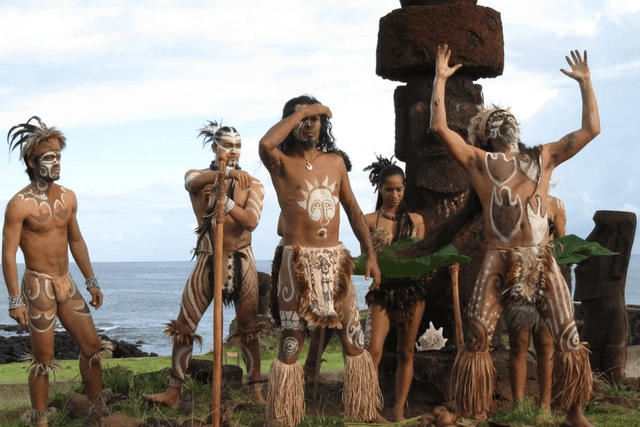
3;117;112;427
430;46;599;426
259;95;384;426
143;122;266;407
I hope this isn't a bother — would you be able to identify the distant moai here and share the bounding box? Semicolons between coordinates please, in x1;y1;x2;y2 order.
574;210;637;383
376;0;504;346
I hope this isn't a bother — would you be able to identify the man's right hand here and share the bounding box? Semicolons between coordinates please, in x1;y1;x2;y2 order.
435;44;462;80
228;169;252;189
9;306;28;326
300;103;332;120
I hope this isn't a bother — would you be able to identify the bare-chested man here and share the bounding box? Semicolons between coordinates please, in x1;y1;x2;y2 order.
3;117;111;427
144;122;266;407
429;46;599;426
259;95;385;426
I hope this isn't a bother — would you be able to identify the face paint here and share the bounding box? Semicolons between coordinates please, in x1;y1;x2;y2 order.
37;150;61;181
214;131;241;167
292;104;320;147
486;112;520;153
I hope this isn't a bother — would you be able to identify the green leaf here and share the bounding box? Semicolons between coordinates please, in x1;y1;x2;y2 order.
354;238;471;278
552;234;617;265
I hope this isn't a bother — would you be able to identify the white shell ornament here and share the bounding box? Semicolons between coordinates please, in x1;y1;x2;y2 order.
415;321;448;352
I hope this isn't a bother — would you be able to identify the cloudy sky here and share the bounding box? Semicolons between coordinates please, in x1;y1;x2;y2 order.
1;0;639;264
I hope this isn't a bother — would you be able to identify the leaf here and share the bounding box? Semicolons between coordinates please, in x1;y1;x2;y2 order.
552;234;617;265
354;238;471;278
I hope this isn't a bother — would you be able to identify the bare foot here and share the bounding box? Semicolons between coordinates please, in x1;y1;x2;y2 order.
249;383;266;405
462;409;487;420
303;366;337;386
142;386;181;408
563;404;594;427
369;412;389;424
391;407;405;422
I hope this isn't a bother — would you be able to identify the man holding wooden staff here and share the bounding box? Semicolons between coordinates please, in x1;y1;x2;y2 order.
144;121;266;406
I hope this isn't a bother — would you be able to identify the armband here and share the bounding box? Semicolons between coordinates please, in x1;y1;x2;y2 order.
8;295;26;311
225;197;235;214
85;276;100;290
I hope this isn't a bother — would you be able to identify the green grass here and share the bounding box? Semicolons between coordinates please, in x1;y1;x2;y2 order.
0;329;346;385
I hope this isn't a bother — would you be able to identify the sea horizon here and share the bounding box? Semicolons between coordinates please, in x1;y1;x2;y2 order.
2;255;640;357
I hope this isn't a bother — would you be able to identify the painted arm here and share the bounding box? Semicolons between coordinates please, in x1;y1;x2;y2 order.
184;168;219;194
339;165;381;289
228;179;265;231
2;199;28;325
547;50;600;168
430;45;478;170
67;193;102;309
258;104;332;172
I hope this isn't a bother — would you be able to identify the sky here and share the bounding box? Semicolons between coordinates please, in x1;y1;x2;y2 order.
0;0;639;264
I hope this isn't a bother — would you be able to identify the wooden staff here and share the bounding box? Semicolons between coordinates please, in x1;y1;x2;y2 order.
212;158;227;427
449;263;464;352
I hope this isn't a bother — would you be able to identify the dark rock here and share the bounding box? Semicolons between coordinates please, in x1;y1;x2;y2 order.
401;0;477;6
186;359;243;385
575;210;637;383
377;4;503;82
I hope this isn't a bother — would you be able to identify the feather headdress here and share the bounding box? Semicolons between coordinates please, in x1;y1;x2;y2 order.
7;116;66;162
467;104;515;148
197;120;240;148
363;154;396;189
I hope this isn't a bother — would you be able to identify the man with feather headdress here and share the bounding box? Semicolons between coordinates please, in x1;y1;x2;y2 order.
143;121;267;406
2;117;112;427
420;46;600;426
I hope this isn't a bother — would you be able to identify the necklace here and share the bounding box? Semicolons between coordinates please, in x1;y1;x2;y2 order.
380;208;397;221
304;151;320;170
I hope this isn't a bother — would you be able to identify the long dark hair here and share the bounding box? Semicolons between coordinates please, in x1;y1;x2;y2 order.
364;155;414;242
279;94;352;171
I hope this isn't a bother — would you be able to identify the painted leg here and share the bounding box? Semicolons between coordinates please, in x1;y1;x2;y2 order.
336;289;385;423
392;300;425;421
266;328;306;427
507;328;530;405
145;254;211;407
451;251;505;419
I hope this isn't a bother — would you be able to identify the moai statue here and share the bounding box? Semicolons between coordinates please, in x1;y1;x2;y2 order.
574;210;637;383
376;0;504;344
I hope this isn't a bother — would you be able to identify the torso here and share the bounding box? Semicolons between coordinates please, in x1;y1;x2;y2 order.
271;151;343;248
471;150;553;247
10;183;74;275
187;169;262;252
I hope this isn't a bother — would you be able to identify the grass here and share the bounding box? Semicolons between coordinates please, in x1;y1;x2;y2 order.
0;328;346;385
0;328;347;426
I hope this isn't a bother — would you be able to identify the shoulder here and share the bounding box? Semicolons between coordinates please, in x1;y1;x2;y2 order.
364;211;377;225
185;168;206;178
408;212;424;226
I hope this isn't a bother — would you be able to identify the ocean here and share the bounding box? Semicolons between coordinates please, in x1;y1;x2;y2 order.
2;255;640;357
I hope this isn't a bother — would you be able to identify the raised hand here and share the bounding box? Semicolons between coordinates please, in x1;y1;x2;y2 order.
561;50;591;82
435;44;462;79
299;103;332;119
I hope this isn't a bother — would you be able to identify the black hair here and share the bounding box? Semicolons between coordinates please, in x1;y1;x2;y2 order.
364;155;414;242
279;95;352;171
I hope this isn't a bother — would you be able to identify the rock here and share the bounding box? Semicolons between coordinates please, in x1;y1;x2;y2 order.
97;414;144;427
377;4;503;82
142;418;180;427
65;393;90;419
187;359;244;385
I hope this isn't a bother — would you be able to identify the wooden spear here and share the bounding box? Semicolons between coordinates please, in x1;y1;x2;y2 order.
212;157;227;427
449;263;464;352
